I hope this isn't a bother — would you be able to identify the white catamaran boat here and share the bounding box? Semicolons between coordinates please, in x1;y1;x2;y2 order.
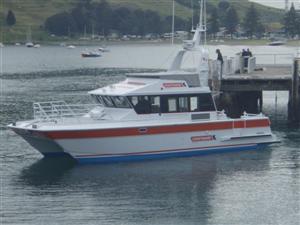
8;1;278;164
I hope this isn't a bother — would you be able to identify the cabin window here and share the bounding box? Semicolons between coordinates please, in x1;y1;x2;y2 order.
160;94;215;113
111;96;131;108
128;94;215;114
128;96;161;114
198;94;215;111
129;96;151;114
130;96;139;106
178;97;189;112
95;95;132;108
168;98;177;112
150;96;161;113
91;95;104;105
102;96;115;107
190;96;198;111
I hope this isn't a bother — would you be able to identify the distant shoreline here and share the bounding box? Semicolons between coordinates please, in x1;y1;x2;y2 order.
1;39;299;47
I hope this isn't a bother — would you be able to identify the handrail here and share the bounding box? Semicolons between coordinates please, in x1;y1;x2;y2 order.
33;101;101;121
254;53;294;65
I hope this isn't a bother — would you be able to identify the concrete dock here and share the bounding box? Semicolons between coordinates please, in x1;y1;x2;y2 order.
210;54;300;123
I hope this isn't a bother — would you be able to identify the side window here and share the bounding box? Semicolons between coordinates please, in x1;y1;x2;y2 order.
168;98;177;112
178;97;189;112
91;95;103;105
130;96;138;106
111;96;131;108
129;96;151;114
198;94;215;111
150;96;160;113
190;96;198;111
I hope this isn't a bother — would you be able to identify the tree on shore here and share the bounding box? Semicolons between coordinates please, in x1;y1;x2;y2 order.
6;10;16;26
93;0;113;36
217;0;230;26
208;6;219;38
225;6;239;38
45;12;77;36
243;4;263;38
284;3;299;38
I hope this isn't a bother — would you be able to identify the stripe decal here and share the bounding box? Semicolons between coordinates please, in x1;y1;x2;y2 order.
43;119;270;139
74;143;256;158
74;144;263;164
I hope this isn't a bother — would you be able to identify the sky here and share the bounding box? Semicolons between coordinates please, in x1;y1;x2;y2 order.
249;0;300;9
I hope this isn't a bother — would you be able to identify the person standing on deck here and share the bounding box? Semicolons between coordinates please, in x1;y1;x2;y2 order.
216;49;224;79
247;48;253;57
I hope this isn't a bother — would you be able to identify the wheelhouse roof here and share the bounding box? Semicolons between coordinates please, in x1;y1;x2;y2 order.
89;78;210;96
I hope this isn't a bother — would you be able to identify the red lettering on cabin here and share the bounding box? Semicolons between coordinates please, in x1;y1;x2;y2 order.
163;83;186;88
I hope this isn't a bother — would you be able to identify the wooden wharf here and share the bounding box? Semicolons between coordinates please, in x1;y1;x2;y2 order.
210;54;300;123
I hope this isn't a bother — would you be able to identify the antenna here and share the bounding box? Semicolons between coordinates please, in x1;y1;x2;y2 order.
199;0;203;31
191;0;194;29
285;0;289;12
172;0;175;45
204;0;207;45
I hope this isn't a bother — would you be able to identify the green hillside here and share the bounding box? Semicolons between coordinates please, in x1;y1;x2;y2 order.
0;0;284;43
178;0;284;23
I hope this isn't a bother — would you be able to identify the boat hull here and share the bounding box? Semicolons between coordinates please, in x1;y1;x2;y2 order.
9;118;278;163
11;127;70;157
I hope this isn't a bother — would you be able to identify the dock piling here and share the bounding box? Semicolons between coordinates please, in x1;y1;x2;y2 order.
288;57;300;122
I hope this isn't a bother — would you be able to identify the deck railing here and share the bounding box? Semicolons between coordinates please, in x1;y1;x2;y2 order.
33;101;100;121
254;53;294;65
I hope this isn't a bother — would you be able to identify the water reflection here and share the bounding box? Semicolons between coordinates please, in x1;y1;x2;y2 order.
17;149;273;224
19;157;76;187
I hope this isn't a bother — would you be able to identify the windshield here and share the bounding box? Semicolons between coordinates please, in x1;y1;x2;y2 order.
92;95;131;108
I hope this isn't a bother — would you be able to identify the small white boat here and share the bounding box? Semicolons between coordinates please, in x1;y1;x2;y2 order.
0;43;4;48
15;43;21;46
98;46;110;52
8;0;279;164
81;51;101;58
33;44;41;48
26;42;34;48
67;45;76;49
268;40;286;46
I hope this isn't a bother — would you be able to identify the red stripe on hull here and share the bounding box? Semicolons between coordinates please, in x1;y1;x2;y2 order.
43;119;270;139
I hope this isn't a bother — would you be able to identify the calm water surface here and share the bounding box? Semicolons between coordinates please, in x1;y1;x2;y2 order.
0;44;299;225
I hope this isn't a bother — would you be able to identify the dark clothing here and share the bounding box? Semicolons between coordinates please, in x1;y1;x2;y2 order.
247;50;253;57
242;50;247;57
217;52;223;65
135;99;151;114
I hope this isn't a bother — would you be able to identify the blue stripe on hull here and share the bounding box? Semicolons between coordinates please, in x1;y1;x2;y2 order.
75;144;266;164
43;152;72;158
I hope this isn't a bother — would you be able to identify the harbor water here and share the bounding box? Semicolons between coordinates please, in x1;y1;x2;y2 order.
0;44;299;225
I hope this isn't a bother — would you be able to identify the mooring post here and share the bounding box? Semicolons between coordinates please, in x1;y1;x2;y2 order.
290;56;300;122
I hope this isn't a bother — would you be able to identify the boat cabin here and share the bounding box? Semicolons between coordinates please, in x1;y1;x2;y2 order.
89;77;216;115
